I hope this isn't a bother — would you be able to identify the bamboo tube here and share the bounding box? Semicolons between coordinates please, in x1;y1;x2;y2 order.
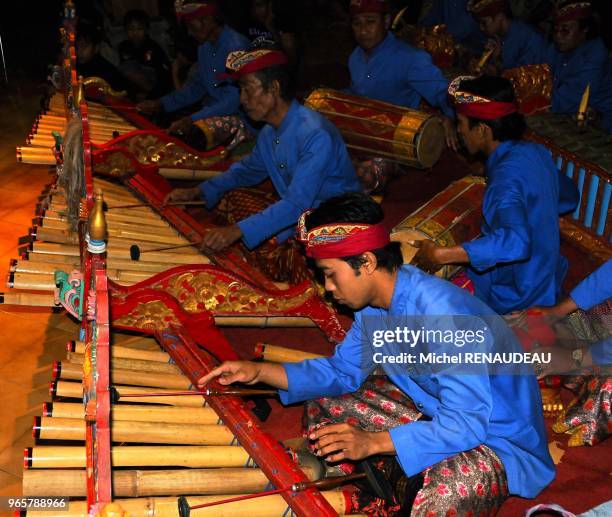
67;351;180;374
8;272;56;290
0;292;58;306
31;241;208;264
17;154;55;165
13;257;170;275
44;208;169;227
214;316;317;328
36;226;191;248
24;467;294;497
44;402;220;425
25;445;254;468
52;380;206;407
54;361;192;390
26;251;81;264
158;168;223;181
254;343;326;363
34;416;235;445
40;215;183;237
16;145;55;155
26;492;349;517
113;335;164;349
70;340;171;363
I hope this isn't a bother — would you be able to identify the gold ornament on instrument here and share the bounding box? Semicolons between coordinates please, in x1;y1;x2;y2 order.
576;83;590;127
83;76;128;98
87;189;108;254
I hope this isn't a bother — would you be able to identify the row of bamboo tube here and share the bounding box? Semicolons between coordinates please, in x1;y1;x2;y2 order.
18;92;140;165
19;92;227;181
5;177;321;329
7;177;206;300
24;331;356;516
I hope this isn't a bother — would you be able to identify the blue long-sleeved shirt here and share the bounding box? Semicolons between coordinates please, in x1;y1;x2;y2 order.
161;26;250;121
571;260;612;366
347;32;454;117
463;141;579;314
200;101;361;248
500;20;548;71
280;266;555;498
419;0;486;53
592;58;612;134
544;38;608;114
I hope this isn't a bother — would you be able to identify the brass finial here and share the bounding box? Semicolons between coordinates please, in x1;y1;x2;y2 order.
87;189;107;253
75;76;84;107
576;83;590;127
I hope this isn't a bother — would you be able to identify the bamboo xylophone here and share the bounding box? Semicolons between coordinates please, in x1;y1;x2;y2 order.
23;332;357;517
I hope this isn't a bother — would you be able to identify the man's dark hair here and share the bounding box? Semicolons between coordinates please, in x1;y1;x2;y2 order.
253;65;295;101
124;9;150;28
305;192;403;274
459;75;526;141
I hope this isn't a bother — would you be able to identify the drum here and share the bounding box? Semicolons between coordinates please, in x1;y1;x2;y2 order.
304;88;445;168
390;175;486;278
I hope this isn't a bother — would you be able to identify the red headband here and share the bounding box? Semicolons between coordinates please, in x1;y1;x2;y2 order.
299;222;391;259
554;2;592;23
176;3;219;22
219;50;288;80
349;0;389;16
455;101;518;120
469;0;508;18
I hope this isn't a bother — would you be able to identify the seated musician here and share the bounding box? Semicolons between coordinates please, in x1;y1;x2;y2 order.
137;1;252;148
347;0;458;150
164;49;361;269
198;192;555;515
413;75;579;315
467;0;548;73
544;1;608;115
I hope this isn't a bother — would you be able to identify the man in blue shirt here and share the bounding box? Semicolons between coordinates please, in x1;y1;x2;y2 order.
544;1;608;114
164;49;361;253
198;192;555;515
467;0;548;72
347;0;458;149
413;76;579;314
137;2;250;136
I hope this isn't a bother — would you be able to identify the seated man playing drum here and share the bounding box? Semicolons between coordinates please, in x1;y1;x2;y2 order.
413;75;579;315
198;193;555;515
164;49;361;282
137;1;252;151
344;0;459;191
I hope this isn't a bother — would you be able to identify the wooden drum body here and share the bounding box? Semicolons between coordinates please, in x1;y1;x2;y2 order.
304;88;445;169
391;176;486;278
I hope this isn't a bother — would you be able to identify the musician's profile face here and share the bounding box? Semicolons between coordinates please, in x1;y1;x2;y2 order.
351;13;390;52
554;20;587;52
251;0;272;24
126;21;147;46
478;14;502;37
317;258;374;310
239;74;277;122
456;114;483;155
186;16;217;44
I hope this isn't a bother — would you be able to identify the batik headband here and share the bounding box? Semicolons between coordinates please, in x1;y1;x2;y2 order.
448;75;518;120
175;1;219;22
554;2;592;23
349;0;390;16
297;210;390;259
219;49;288;80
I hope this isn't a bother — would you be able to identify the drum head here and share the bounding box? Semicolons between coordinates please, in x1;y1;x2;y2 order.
416;117;445;168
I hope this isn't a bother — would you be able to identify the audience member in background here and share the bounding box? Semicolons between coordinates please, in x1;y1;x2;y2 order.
76;22;130;94
467;0;547;73
118;9;171;100
245;0;300;69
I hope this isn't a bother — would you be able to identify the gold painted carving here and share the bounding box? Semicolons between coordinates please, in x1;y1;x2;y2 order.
83;76;128;98
502;64;552;109
560;218;612;264
159;271;316;314
124;133;226;169
93;151;132;177
114;301;179;330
